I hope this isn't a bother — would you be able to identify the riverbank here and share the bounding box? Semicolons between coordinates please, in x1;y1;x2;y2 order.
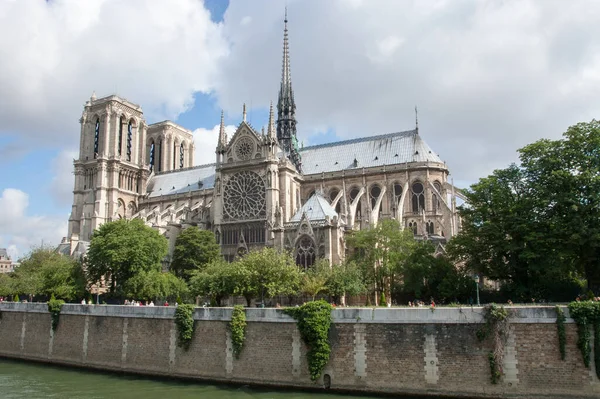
0;303;597;398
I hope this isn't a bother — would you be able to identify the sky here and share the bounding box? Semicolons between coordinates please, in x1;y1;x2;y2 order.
1;0;600;259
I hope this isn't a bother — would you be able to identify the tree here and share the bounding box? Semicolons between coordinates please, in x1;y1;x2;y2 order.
326;260;366;305
7;248;86;301
519;121;600;293
170;227;220;281
402;241;472;303
346;219;416;305
86;219;168;294
189;259;240;306
123;270;188;302
0;273;14;297
301;259;331;301
448;120;600;298
239;247;301;304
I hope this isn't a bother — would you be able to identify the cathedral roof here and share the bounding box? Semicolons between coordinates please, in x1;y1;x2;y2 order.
146;163;216;198
289;192;338;223
298;129;444;175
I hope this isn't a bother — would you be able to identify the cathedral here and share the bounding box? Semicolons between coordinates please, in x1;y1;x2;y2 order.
63;17;464;267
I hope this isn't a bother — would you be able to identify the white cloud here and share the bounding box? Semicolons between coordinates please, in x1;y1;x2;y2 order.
215;0;600;183
192;123;237;165
0;0;228;147
0;189;67;259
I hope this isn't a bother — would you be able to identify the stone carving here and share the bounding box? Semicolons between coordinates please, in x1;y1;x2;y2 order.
223;171;266;220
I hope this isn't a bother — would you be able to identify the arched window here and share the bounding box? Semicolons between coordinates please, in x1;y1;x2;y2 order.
157;139;163;172
118;117;124;157
94;118;100;158
307;190;316;200
173;142;177;170
411;182;425;213
426;221;434;235
432;181;442;212
127;121;133;162
369;184;381;209
393;182;403;216
349;186;360;203
149;141;155;172
296;236;316;270
408;221;417;235
180;142;184;168
329;188;341;213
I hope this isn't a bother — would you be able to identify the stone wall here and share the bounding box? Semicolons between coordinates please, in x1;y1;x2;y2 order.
0;303;598;398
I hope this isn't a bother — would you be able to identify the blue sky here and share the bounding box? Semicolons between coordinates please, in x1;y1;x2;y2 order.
2;0;600;258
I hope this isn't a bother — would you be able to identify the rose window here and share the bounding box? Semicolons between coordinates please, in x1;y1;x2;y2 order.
235;137;254;161
223;171;266;220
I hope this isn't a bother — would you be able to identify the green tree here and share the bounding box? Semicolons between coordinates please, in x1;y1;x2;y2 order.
188;259;240;306
403;241;472;303
326;260;366;305
301;260;331;301
519;121;600;292
86;219;168;294
239;247;301;304
10;247;86;301
0;273;14;297
346;219;416;305
448;120;600;298
123;270;188;302
170;227;220;281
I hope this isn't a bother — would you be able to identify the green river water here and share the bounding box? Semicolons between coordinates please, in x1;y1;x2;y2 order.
0;359;389;399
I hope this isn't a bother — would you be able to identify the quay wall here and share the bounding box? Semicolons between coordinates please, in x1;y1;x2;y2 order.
0;303;598;398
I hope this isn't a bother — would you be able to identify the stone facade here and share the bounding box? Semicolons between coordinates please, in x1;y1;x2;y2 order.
0;303;598;398
0;248;17;274
64;18;465;265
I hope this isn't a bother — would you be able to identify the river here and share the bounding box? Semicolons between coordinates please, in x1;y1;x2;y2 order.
0;359;389;399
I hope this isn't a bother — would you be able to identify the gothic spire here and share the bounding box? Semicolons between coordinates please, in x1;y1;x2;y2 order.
218;110;227;149
267;101;277;141
276;8;302;172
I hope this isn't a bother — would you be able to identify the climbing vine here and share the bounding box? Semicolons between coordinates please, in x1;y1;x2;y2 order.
555;306;566;361
174;304;195;350
47;295;65;331
568;301;600;377
476;304;509;384
284;300;333;381
229;305;247;359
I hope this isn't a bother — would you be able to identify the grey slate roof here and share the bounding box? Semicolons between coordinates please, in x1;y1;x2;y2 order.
290;192;338;223
146;163;216;198
298;130;444;175
0;248;8;259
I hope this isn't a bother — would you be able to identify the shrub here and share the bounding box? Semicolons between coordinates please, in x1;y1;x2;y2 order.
555;306;566;361
568;300;600;376
229;305;247;359
285;300;333;381
174;304;195;350
477;304;509;384
47;294;65;331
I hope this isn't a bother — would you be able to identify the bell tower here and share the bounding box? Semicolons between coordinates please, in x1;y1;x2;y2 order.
67;93;150;254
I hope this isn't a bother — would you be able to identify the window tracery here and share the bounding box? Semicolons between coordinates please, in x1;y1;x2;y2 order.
94;118;100;158
127;121;133;162
180;143;184;168
235;137;254;161
432;181;442;212
118;116;124;157
223;171;266;220
296;235;316;270
411;182;425;213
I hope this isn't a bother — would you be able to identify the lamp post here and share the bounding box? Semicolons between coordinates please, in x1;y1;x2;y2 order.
474;275;480;306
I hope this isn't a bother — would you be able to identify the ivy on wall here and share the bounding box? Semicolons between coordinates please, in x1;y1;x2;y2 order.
229;305;247;359
555;306;566;361
174;304;195;350
476;304;509;384
568;301;600;378
47;295;65;331
284;300;333;381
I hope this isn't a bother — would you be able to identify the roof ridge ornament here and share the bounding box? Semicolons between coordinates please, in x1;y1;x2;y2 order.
415;105;419;134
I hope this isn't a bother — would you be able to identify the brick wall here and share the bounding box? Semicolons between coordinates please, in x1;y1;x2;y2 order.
0;303;598;398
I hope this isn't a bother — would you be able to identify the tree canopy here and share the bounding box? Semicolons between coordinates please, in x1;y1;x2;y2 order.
170;226;220;280
86;218;168;294
448;120;600;299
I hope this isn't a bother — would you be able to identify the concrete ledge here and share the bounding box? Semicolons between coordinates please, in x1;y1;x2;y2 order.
0;302;574;323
